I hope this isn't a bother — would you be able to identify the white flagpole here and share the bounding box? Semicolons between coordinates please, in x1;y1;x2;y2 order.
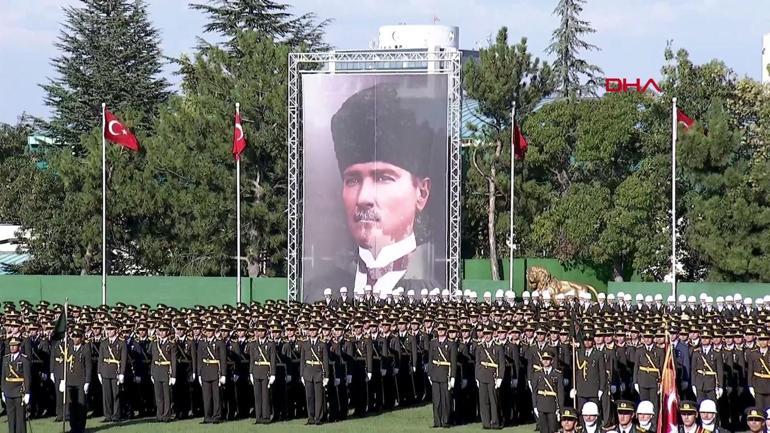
509;101;516;294
236;102;242;304
671;97;677;299
101;103;107;305
61;299;68;433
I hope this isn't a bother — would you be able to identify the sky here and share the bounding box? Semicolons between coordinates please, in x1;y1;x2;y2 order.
1;0;768;124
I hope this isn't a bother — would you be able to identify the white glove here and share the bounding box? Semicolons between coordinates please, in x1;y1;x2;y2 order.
750;386;756;397
23;394;29;405
134;376;142;384
412;366;416;373
556;412;561;422
334;378;340;386
59;380;65;393
569;388;577;399
393;368;399;375
118;374;124;384
151;377;155;384
51;374;56;384
366;372;372;382
218;376;226;386
84;383;90;394
563;378;569;386
380;369;387;376
0;394;4;403
448;377;455;388
198;376;202;386
285;375;292;383
233;374;239;382
598;390;603;399
98;374;103;384
249;374;254;385
494;378;503;389
461;379;467;389
534;407;539;418
191;373;196;382
268;375;275;387
346;375;352;385
610;385;617;393
170;377;176;386
301;377;306;386
692;385;697;397
428;377;433;385
716;387;723;399
634;383;639;393
475;379;480;387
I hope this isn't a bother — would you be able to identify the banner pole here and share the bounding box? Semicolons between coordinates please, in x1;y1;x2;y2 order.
101;103;107;305
509;101;516;294
236;102;242;304
62;299;68;433
671;98;677;299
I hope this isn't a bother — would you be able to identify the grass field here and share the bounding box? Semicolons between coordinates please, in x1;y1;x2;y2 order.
2;405;537;433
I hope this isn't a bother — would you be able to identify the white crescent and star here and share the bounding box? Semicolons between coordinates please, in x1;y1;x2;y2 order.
235;122;244;141
108;120;127;136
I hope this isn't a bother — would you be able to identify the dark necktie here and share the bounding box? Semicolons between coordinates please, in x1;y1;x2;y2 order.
359;256;409;286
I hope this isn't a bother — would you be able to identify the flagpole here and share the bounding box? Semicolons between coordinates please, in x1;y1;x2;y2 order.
235;102;242;304
509;101;516;294
671;98;677;299
62;298;68;433
101;103;107;305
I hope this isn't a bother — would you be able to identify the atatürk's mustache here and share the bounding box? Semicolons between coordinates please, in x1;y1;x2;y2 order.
354;208;380;222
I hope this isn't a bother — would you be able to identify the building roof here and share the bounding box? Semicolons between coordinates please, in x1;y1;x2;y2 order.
0;253;30;274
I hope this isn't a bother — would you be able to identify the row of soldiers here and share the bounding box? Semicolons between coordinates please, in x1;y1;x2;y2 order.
2;291;770;432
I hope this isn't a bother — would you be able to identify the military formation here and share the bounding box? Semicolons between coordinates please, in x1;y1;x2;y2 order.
2;288;770;433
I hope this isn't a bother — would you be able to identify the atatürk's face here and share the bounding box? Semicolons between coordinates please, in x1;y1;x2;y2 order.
342;161;429;253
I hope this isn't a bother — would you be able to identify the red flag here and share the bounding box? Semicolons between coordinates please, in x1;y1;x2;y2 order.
676;109;694;129
513;121;528;160
233;111;246;160
103;108;140;152
657;338;679;433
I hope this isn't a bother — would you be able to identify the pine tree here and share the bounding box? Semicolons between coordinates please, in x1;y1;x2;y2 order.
545;0;603;98
190;0;331;51
42;0;169;150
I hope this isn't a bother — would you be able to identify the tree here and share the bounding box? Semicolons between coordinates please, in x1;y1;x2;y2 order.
678;101;770;281
545;0;603;98
526;92;671;280
190;0;331;51
135;32;291;276
463;27;555;280
42;0;169;150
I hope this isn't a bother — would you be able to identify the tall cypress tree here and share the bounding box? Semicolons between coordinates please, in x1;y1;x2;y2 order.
545;0;603;98
42;0;169;150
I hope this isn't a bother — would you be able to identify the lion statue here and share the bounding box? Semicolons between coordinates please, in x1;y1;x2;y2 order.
526;266;599;300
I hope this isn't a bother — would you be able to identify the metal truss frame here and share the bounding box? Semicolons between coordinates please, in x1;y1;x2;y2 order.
287;50;462;301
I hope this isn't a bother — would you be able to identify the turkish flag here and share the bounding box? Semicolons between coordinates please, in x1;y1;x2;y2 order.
676;109;694;129
103;108;140;152
513;121;528;160
232;111;246;160
657;338;679;433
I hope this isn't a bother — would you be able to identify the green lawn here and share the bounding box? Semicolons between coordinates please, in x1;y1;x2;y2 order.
2;406;537;433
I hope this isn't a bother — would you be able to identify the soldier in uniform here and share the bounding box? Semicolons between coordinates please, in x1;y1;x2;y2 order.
691;329;724;404
428;322;457;428
533;350;563;433
571;332;606;423
679;400;703;433
197;323;226;424
328;323;349;421
556;408;580;433
475;328;504;429
1;337;31;433
300;322;329;425
63;328;92;433
150;322;176;422
247;323;276;424
173;322;194;420
97;322;127;422
346;322;372;417
49;337;66;422
129;323;154;417
615;400;638;433
635;401;655;433
748;331;770;411
633;329;663;413
697;399;724;433
744;407;764;433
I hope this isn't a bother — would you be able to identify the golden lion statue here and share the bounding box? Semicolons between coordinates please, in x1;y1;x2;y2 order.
526;266;599;300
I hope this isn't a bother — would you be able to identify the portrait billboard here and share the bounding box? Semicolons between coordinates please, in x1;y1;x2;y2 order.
301;73;449;302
